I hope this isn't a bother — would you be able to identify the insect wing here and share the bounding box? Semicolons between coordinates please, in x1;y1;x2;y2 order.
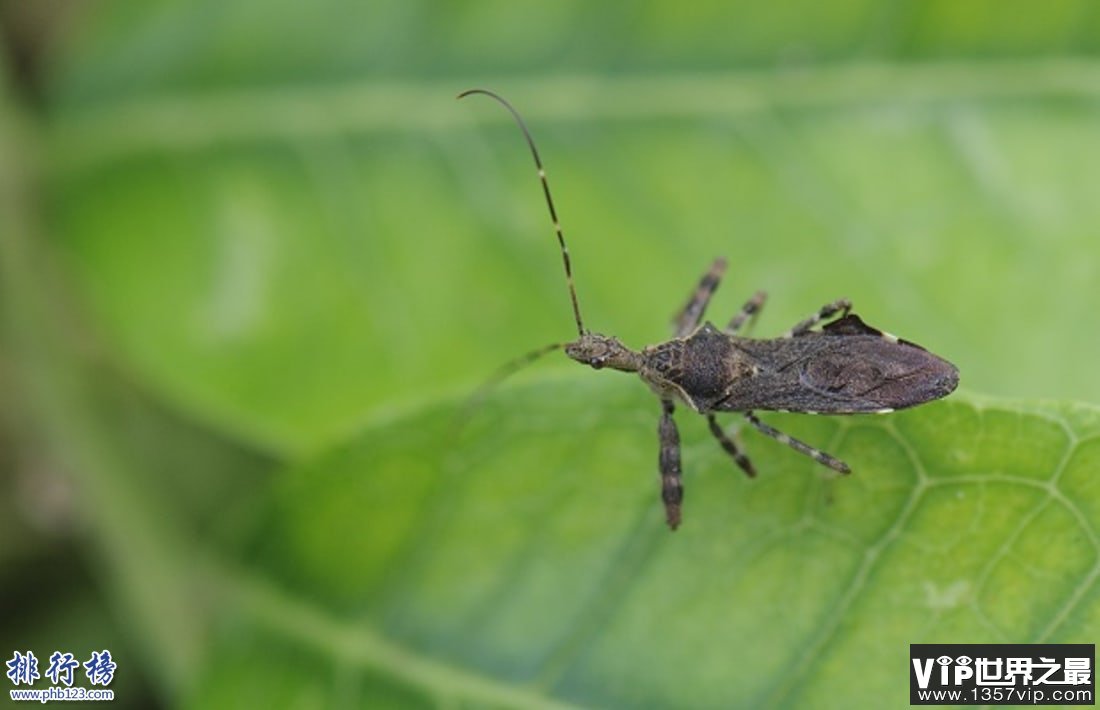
721;324;958;413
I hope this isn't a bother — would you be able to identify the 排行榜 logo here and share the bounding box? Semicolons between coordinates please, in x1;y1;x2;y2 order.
7;649;116;703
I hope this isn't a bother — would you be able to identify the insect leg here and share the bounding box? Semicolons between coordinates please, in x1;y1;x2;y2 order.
673;257;727;337
782;298;852;338
659;399;684;530
743;412;851;473
706;414;756;477
725;290;768;335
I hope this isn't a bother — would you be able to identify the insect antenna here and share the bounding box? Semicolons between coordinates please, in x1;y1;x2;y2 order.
458;88;586;336
460;341;565;419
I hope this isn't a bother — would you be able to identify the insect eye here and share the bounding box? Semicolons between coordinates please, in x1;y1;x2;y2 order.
590;358;605;370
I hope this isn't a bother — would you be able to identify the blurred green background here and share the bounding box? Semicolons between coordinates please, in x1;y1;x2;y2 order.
2;1;1100;708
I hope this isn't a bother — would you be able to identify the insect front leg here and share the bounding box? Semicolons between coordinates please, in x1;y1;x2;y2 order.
743;412;851;473
658;399;684;530
706;414;756;477
673;257;727;337
725;290;768;335
782;298;852;337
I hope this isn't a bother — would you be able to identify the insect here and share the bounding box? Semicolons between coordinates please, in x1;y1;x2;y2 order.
459;88;959;530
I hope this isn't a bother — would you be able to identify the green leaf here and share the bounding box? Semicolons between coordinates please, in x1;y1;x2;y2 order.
184;383;1099;709
6;2;1100;708
39;5;1100;454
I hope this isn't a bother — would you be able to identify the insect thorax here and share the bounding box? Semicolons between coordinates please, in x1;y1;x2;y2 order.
641;322;756;412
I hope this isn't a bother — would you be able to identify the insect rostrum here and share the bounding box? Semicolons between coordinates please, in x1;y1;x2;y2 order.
460;88;959;531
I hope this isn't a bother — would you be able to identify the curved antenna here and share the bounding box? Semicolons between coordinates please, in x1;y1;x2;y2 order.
458;88;586;336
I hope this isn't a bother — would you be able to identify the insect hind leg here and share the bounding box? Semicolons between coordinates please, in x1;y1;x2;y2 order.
782;298;852;338
673;257;727;337
706;414;756;477
743;412;850;473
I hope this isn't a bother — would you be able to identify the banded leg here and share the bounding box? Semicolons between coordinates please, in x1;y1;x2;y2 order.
673;257;727;337
706;414;756;477
743;412;851;473
658;399;684;530
782;298;852;338
726;290;768;335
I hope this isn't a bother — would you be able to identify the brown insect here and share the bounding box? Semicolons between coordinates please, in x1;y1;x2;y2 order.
460;88;959;530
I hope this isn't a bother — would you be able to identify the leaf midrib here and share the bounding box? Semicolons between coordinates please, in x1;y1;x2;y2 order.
225;569;585;710
48;57;1100;173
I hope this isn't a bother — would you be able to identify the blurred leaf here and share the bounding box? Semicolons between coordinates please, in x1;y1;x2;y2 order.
5;2;1100;708
184;381;1099;709
38;2;1100;457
